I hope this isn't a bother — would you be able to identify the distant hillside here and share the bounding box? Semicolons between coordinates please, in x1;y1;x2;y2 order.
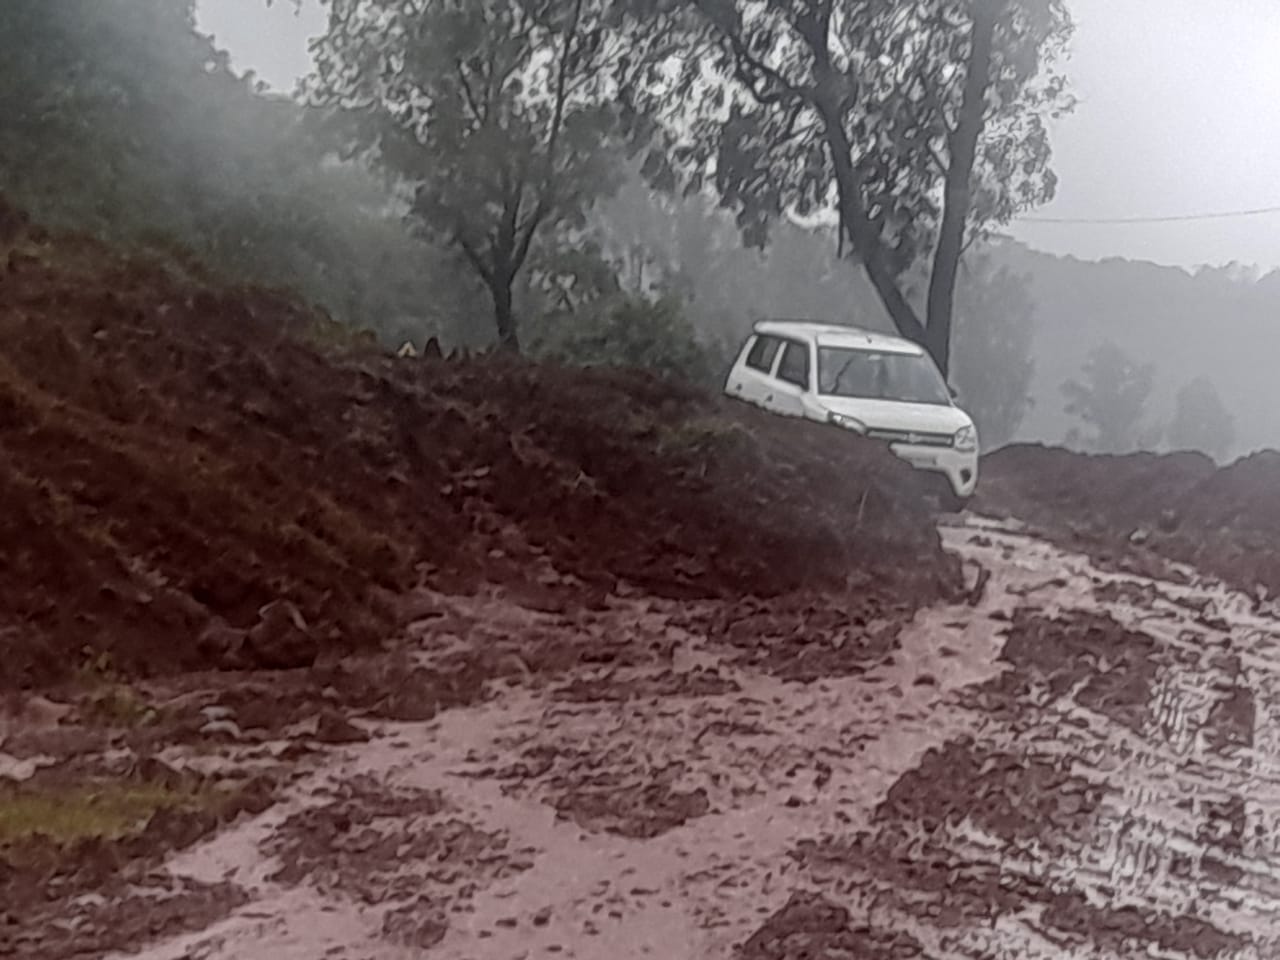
991;239;1280;458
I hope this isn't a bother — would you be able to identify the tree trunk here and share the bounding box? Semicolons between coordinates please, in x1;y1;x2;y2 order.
924;0;998;380
489;275;520;353
818;95;931;351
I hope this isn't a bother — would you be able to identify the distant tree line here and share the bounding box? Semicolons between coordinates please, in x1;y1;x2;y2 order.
1061;342;1236;461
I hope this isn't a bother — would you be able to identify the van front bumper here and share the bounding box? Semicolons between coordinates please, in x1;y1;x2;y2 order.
889;443;979;498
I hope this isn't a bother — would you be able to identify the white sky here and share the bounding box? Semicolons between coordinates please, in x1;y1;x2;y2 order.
196;0;1280;270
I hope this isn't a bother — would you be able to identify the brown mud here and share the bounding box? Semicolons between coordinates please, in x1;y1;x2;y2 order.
979;443;1280;598
0;197;955;690
5;202;1280;958
1;519;1271;959
0;200;960;958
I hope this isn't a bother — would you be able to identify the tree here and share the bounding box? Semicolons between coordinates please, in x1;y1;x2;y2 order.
593;170;889;348
527;292;719;384
950;256;1036;448
308;0;642;351
617;0;1072;376
1169;377;1236;461
1061;342;1156;454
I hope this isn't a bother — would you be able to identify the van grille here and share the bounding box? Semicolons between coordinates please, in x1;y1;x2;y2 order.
865;429;954;447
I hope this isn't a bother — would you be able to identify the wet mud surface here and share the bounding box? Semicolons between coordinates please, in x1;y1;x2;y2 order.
979;443;1280;599
6;515;1277;958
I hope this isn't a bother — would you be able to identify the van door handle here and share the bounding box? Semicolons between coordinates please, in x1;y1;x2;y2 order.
765;394;774;403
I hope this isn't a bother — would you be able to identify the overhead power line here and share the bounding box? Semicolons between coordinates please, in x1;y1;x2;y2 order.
1017;204;1280;225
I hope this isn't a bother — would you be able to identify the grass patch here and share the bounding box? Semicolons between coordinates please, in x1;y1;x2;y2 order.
81;683;160;727
0;779;214;846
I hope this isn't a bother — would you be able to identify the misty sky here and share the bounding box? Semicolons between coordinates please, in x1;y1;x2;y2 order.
197;0;1280;271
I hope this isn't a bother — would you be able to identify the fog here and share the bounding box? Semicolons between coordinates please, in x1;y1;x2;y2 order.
195;0;326;93
200;0;1280;271
1012;0;1280;270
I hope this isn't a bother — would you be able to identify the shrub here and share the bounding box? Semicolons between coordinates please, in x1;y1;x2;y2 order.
529;294;724;387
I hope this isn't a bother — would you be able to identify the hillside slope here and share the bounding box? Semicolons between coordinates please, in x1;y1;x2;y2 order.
994;240;1280;456
0;199;959;688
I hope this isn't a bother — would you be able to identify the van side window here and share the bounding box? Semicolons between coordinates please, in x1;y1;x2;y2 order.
776;340;810;389
745;335;782;373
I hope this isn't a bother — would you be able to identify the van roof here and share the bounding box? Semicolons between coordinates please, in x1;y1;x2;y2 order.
753;319;923;356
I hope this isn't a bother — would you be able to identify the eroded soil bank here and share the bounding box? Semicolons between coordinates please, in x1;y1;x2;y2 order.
979;443;1280;600
1;199;963;958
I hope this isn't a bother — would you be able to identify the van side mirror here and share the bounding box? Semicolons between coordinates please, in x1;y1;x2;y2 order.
948;384;960;403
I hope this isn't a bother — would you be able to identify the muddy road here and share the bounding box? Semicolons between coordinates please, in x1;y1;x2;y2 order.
9;517;1254;959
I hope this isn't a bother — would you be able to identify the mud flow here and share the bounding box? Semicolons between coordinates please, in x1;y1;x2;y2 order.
4;515;1275;959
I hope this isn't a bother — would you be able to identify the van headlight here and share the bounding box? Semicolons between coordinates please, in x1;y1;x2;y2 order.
827;412;867;434
954;424;978;452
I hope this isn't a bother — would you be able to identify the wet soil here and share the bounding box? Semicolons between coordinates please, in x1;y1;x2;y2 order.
1;518;1271;959
0;198;956;690
5;201;1280;959
979;443;1280;599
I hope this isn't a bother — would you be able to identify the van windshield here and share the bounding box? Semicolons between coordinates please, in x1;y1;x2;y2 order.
817;347;951;406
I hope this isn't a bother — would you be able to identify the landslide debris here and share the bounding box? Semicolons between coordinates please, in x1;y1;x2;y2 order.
0;198;958;688
978;443;1280;596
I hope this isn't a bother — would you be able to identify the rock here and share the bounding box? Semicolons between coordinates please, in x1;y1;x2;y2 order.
0;752;54;782
378;690;439;723
129;755;189;789
314;710;369;745
197;619;249;670
148;587;211;629
246;600;318;670
0;695;73;744
200;719;245;740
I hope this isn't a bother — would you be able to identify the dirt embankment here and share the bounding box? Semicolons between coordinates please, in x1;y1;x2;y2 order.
977;443;1280;596
0;198;958;690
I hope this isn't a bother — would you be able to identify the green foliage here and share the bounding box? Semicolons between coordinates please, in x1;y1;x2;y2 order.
593;174;886;344
1169;378;1236;462
1062;342;1157;454
309;0;646;349
613;0;1073;371
529;294;721;386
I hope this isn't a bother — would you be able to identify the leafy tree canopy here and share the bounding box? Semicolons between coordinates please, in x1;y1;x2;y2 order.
308;0;661;350
612;0;1073;374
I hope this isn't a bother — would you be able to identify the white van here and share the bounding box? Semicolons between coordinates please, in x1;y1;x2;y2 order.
725;320;979;498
